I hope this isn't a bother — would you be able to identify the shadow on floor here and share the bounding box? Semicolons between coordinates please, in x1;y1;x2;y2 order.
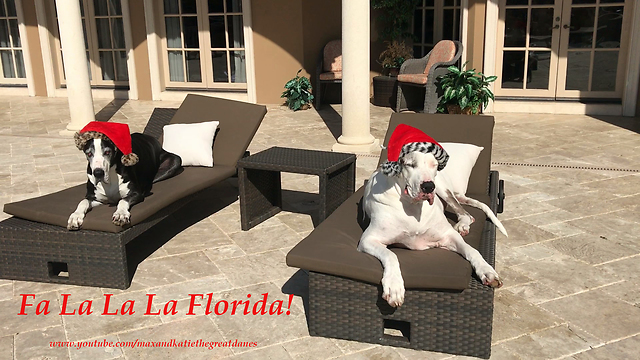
96;99;128;122
281;269;310;322
589;114;640;134
124;180;239;283
315;105;342;141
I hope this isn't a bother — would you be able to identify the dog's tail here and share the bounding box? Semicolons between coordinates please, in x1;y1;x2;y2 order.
153;150;183;183
457;195;508;237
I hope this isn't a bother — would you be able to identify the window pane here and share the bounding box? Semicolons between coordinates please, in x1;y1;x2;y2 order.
229;50;246;83
501;51;525;88
413;45;422;58
6;0;15;16
209;16;225;48
168;50;184;81
506;0;528;5
100;51;115;80
530;8;553;48
14;49;24;78
165;17;182;48
96;18;112;49
424;9;434;44
0;20;9;48
182;16;199;48
444;0;454;6
565;51;590;90
573;0;595;4
115;50;128;81
79;0;84;16
591;51;618;91
185;51;201;82
443;9;454;40
227;15;244;48
596;6;623;48
93;0;108;16
413;9;421;42
211;50;228;82
0;0;5;17
424;0;434;7
208;0;224;13
1;50;15;78
82;19;89;49
532;0;554;4
181;0;197;14
8;19;19;48
109;0;122;16
526;51;550;89
164;0;179;14
568;7;595;49
226;0;242;12
504;9;527;47
111;18;125;49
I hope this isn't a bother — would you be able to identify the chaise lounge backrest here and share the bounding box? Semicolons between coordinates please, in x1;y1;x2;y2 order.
380;113;494;195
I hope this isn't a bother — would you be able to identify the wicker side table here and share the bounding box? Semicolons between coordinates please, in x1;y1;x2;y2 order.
372;75;398;108
238;147;356;231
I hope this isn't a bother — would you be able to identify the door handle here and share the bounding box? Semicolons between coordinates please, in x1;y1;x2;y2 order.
552;24;560;29
563;24;570;29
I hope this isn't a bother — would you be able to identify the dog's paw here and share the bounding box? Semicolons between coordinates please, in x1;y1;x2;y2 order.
112;209;131;226
67;212;84;231
479;267;503;288
381;272;405;307
454;214;474;236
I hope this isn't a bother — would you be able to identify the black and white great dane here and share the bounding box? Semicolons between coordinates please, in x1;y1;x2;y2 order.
359;124;507;307
67;122;182;230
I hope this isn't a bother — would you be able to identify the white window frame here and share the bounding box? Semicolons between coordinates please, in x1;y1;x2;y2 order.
0;0;27;84
158;0;248;90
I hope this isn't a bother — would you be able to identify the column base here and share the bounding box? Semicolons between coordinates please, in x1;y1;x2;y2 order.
59;129;77;137
332;138;380;154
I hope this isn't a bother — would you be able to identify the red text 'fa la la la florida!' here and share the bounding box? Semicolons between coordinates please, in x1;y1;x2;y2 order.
17;293;295;316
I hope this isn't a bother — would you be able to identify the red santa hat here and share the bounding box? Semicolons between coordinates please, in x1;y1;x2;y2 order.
380;124;449;176
74;121;139;166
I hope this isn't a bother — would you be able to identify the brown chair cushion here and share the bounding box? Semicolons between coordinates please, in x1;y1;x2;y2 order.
286;186;491;290
323;40;342;72
424;40;457;74
3;166;237;233
319;71;342;81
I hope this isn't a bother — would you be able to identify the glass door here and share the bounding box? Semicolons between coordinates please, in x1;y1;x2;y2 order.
555;0;629;99
495;0;562;98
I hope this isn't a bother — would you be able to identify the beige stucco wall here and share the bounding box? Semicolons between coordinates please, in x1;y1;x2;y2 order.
129;0;152;100
467;0;486;72
21;0;47;96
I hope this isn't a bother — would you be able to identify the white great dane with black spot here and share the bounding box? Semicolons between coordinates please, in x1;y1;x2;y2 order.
359;124;507;308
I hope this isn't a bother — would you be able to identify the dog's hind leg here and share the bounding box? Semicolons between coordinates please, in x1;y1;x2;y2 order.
358;229;405;307
437;188;475;236
455;194;508;237
153;151;183;183
443;230;503;288
68;199;102;230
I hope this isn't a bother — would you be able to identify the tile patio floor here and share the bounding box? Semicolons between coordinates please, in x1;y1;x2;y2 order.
1;96;639;359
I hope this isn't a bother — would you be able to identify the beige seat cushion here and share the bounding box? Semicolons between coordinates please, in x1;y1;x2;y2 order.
397;73;429;84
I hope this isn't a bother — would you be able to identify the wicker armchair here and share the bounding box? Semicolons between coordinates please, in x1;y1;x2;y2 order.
396;40;463;113
315;40;342;109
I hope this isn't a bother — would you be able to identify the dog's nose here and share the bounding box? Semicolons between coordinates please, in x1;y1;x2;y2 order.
420;181;435;194
93;168;105;179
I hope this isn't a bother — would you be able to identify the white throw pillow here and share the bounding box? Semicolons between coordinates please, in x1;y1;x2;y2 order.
438;142;484;194
162;121;219;167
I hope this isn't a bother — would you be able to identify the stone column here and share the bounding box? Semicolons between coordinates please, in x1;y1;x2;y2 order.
332;0;379;153
56;0;95;136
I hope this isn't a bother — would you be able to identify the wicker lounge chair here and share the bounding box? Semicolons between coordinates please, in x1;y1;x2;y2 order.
395;40;462;113
0;94;266;289
315;40;342;109
286;113;504;359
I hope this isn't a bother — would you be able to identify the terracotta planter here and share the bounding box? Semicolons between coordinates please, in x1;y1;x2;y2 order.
300;103;311;110
447;104;479;115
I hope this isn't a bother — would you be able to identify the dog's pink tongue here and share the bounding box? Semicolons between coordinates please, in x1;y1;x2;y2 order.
426;192;435;205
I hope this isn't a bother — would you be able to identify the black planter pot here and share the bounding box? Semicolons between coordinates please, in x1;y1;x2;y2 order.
372;75;398;108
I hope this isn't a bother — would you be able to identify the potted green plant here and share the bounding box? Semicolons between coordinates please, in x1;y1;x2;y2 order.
281;69;314;111
378;40;413;76
436;64;497;115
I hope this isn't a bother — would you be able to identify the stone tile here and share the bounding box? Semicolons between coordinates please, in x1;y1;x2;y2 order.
523;179;594;200
336;346;404;359
573;335;640;359
56;286;107;306
484;344;521;360
518;209;584;226
0;291;63;337
281;337;344;360
225;344;293;359
146;275;233;305
276;212;315;234
513;254;620;296
491;291;562;342
62;290;163;341
14;325;68;360
597;256;640;284
583;175;640;197
0;284;12;301
541;289;640;342
211;212;245;235
209;282;308;353
118;317;233;359
546;191;625;217
393;347;453;359
129;251;221;289
546;233;637;265
215;250;297;287
229;223;303;254
161;220;233;256
203;244;246;261
499;267;533;289
67;334;123;360
0;335;13;360
600;280;640;306
506;281;563;304
499;193;558;220
499;324;599;359
539;222;586;238
498;219;558;247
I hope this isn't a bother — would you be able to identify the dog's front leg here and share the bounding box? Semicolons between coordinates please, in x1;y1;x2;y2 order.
112;193;143;226
68;199;101;230
443;231;502;288
358;231;405;307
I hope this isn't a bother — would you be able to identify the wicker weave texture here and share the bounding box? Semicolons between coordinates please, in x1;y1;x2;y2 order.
305;171;502;358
